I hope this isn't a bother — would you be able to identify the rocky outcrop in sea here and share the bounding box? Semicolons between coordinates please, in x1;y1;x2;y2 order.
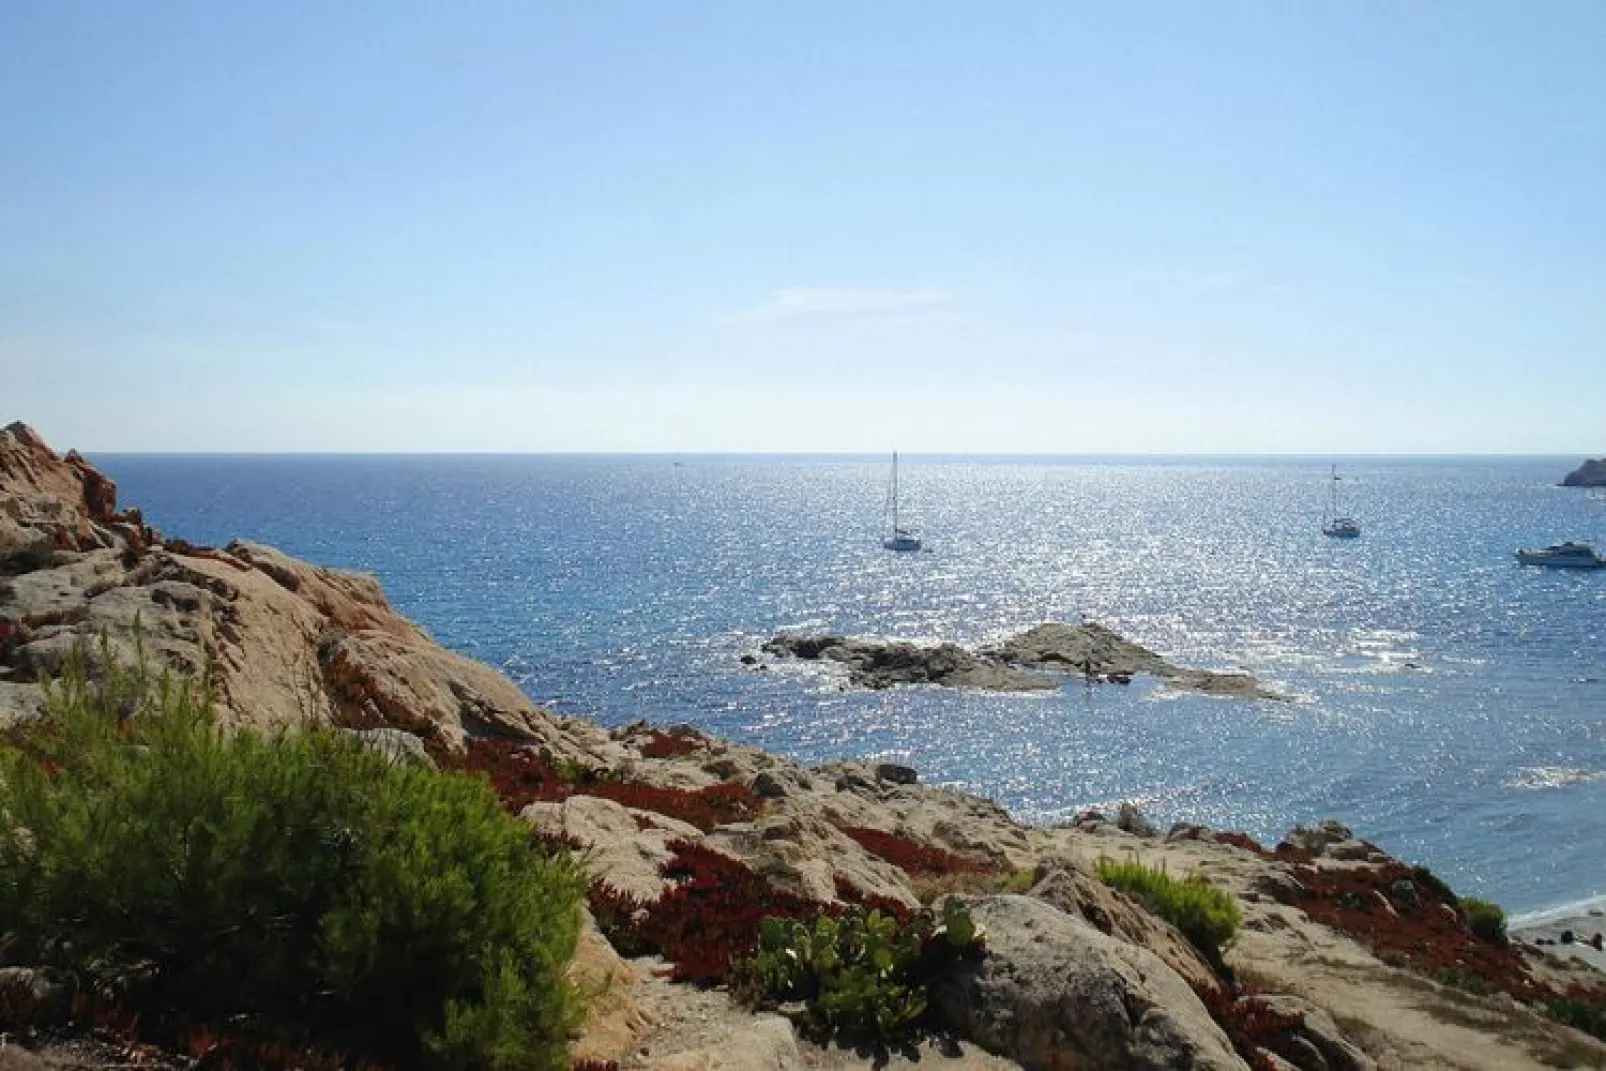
762;621;1284;699
1561;457;1606;487
4;420;1606;1071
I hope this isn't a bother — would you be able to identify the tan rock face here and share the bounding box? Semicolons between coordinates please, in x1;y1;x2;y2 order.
931;894;1249;1071
0;423;562;748
0;422;134;569
1028;863;1222;995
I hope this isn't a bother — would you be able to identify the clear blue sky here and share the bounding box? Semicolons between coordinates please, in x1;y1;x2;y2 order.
3;2;1601;452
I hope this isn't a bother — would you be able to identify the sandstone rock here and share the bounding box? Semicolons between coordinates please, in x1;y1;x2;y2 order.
0;423;128;569
1117;801;1159;838
1257;994;1375;1071
522;795;696;903
1327;838;1386;863
1278;820;1354;857
1560;458;1606;488
705;813;918;909
0;449;578;757
1254;868;1309;902
930;894;1248;1071
637;1012;800;1071
0;432;583;756
345;726;436;767
569;910;656;1066
1029;864;1222;994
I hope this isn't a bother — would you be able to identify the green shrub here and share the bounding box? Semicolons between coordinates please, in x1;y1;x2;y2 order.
1548;997;1606;1041
1096;857;1241;968
731;899;981;1047
1459;896;1507;947
0;643;586;1069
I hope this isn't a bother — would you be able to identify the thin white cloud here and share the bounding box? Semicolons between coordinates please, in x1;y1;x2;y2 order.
720;286;958;323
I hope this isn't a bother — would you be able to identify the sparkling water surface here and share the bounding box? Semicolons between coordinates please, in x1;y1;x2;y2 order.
94;454;1606;915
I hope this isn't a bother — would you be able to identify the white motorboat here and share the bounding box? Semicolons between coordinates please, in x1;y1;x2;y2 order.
1514;541;1604;568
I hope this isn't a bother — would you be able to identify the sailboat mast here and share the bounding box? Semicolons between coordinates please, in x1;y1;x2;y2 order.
890;452;899;532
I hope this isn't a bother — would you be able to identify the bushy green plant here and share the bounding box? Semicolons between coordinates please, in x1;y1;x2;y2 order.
1096;857;1241;968
1548;997;1606;1041
0;643;586;1069
1458;897;1507;947
731;899;980;1047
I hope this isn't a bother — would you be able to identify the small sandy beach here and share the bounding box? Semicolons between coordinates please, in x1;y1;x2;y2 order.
1512;904;1606;972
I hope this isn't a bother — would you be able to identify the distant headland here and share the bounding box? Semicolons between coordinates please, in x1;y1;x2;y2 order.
1561;458;1606;487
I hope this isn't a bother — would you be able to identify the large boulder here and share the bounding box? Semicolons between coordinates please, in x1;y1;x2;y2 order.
1254;995;1374;1071
704;812;919;909
1275;820;1383;862
522;794;701;903
930;894;1248;1070
1028;863;1222;994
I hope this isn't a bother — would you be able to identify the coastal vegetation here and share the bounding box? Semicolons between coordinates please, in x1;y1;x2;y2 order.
1460;896;1509;946
438;735;762;831
731;900;982;1048
1095;857;1242;969
0;645;587;1069
587;837;818;985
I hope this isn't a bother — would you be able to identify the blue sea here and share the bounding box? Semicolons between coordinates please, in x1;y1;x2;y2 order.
93;454;1606;917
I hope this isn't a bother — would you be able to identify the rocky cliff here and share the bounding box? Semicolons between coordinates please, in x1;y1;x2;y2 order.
4;421;1606;1071
1561;458;1606;488
0;421;607;760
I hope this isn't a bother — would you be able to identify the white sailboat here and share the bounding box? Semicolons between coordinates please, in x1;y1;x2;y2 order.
1321;465;1361;539
882;452;922;552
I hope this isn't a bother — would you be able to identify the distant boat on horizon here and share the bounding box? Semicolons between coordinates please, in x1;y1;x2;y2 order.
882;452;922;552
1321;465;1361;539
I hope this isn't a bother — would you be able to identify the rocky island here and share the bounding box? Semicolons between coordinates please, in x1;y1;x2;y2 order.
4;419;1606;1071
1561;458;1606;488
761;623;1284;699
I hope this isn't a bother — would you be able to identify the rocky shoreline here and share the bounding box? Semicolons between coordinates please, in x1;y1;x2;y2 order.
5;420;1606;1071
760;622;1285;700
1512;906;1606;974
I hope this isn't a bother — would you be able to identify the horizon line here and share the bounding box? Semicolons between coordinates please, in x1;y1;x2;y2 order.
83;449;1598;459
